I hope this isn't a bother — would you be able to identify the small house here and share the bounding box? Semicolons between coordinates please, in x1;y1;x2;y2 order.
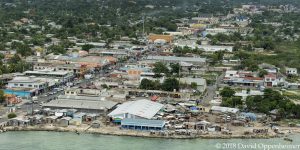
59;117;72;127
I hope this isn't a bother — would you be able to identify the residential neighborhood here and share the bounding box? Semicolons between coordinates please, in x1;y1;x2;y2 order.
0;1;300;148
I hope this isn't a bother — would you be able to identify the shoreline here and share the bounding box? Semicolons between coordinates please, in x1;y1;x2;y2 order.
3;126;294;139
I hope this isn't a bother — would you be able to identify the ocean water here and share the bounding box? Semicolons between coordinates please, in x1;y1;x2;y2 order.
0;131;299;150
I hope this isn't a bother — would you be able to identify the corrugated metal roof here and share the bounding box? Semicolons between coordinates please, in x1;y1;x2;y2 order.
58;95;102;101
108;99;164;119
43;99;117;110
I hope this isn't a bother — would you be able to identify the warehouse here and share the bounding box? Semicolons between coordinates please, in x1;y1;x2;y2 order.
43;99;117;114
121;118;165;131
108;99;164;122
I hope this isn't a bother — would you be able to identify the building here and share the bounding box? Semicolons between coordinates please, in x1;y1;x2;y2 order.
121;118;165;131
6;76;48;95
72;56;115;69
43;99;117;114
24;70;74;79
148;34;173;43
223;70;263;87
146;56;206;65
108;99;164;121
89;49;128;59
264;74;278;87
197;45;233;52
210;106;239;114
286;68;298;76
175;40;233;52
204;28;229;36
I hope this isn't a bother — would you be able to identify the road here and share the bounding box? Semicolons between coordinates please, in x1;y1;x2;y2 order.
202;72;225;106
0;61;120;120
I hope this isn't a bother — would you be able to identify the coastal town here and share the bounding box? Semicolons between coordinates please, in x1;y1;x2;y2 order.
0;0;300;141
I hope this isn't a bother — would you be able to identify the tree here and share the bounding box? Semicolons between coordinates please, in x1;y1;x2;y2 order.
140;79;155;90
191;82;198;89
220;87;235;98
170;63;180;75
258;69;268;77
222;96;242;108
0;90;5;103
16;43;33;57
48;45;66;54
161;78;179;92
7;113;17;119
153;62;169;77
82;44;94;52
101;84;108;89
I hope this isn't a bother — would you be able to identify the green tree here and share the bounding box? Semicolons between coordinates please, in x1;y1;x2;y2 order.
0;90;5;103
153;62;169;77
16;44;33;57
48;45;66;54
191;82;197;89
221;96;242;108
170;63;180;75
82;44;94;52
140;79;155;90
7;113;17;119
161;78;179;92
258;69;268;77
220;87;235;98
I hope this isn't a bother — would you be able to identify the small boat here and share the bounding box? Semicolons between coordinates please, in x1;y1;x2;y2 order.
283;137;293;142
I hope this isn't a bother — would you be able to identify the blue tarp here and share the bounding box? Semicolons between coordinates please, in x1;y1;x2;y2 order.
241;112;257;121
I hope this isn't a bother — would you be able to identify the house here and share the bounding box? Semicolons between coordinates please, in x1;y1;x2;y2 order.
108;99;164;122
264;74;278;87
58;117;72;127
286;68;298;76
8;117;30;127
223;70;263;87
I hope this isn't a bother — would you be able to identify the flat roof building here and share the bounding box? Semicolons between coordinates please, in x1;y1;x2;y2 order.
146;56;206;65
43;99;117;114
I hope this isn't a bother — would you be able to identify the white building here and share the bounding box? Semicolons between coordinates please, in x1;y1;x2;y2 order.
286;68;298;75
7;76;48;90
210;106;239;114
108;99;164;120
205;28;229;36
174;40;233;52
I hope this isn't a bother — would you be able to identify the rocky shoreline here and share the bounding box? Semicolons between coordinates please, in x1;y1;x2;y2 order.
2;126;286;139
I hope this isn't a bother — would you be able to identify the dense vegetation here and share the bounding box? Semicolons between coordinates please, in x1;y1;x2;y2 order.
246;89;300;119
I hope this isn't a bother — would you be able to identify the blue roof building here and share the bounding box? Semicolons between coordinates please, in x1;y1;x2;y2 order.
121;118;165;131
